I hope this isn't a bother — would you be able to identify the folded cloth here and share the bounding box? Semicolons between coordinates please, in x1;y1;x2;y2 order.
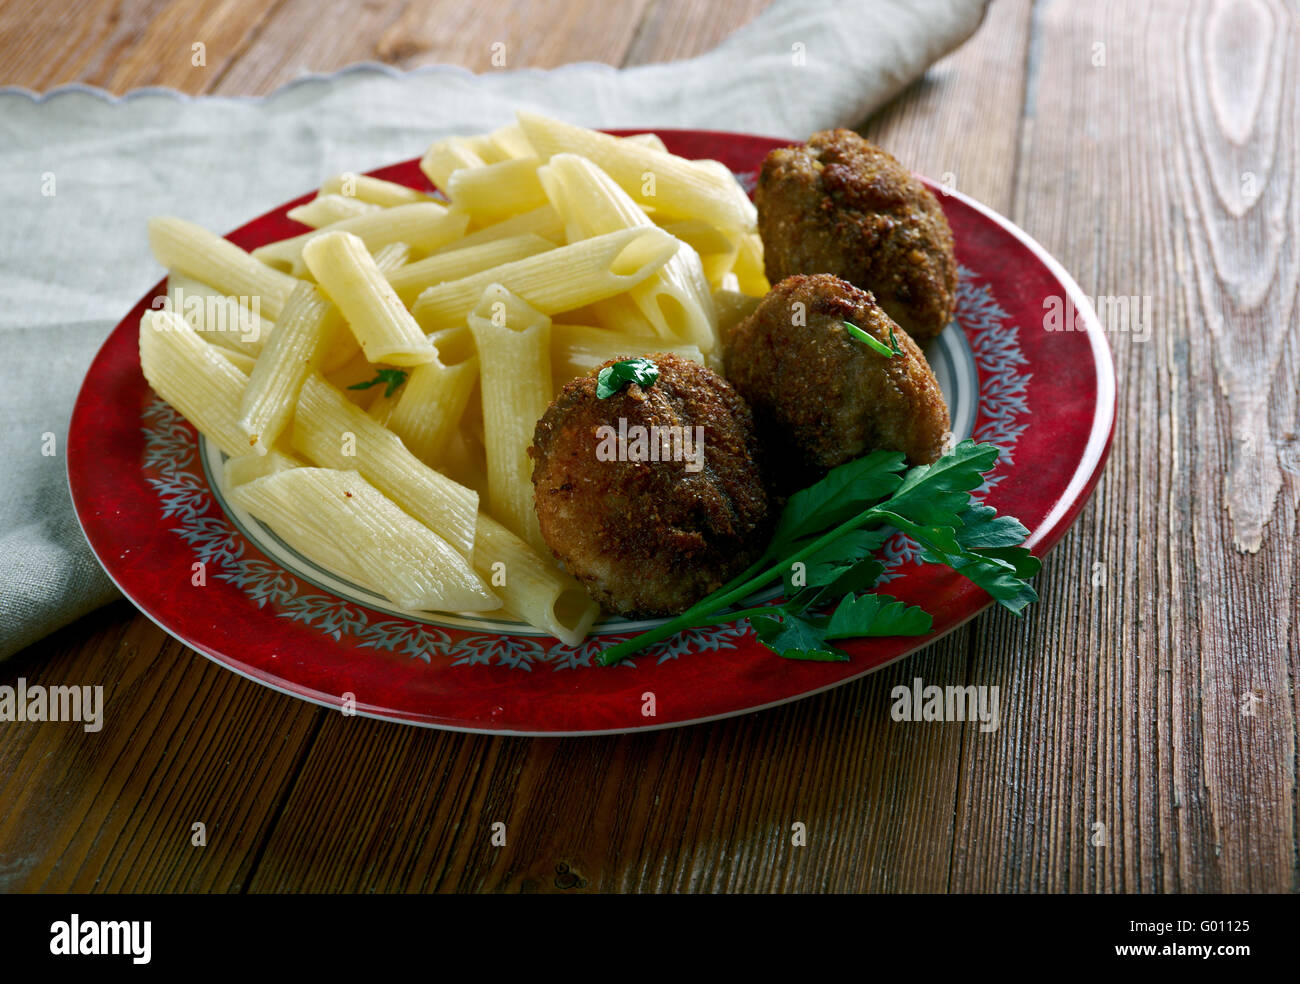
0;0;989;660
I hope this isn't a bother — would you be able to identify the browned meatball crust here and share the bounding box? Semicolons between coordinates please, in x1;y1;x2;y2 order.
530;353;770;619
756;129;958;342
725;274;950;479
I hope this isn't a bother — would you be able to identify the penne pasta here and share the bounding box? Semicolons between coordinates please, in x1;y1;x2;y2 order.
386;234;554;305
517;110;757;233
486;122;535;160
287;194;379;228
138;309;250;458
731;231;769;297
149;216;300;321
238;279;342;454
538;152;719;352
385;355;480;467
290;373;480;561
164;272;274;357
420;138;489;191
222;449;304;488
432;204;565;251
302;230;436;366
411;226;679;331
550;323;704;382
251;203;467;277
473;514;600;647
319;172;437;207
446;156;549;225
229;467;496;612
621;131;668;154
467;284;551;554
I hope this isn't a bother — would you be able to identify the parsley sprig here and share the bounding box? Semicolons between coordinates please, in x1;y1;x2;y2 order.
596;440;1039;665
348;368;408;398
597;357;659;399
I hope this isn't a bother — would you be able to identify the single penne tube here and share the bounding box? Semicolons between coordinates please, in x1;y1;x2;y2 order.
309;242;409;375
427;325;476;365
411;226;678;331
550;323;704;380
229;468;496;612
223;448;304;488
701;237;742;288
164;273;274;356
149;216;300;320
622;131;668;153
446;156;549;225
386;234;554;305
290;372;480;560
433;204;565;252
651;217;735;257
467;284;551;554
731;230;769;296
286;194;379;228
319;172;436;207
222;349;258;373
486;122;535;160
694;157;761;224
588;292;663;337
303;230;436;366
386;356;479;467
369;240;412;271
238;280;341;454
138;309;250;457
517;110;757;232
473;514;600;647
539;153;719;352
251;203;467;276
438;430;489;496
420;138;489;191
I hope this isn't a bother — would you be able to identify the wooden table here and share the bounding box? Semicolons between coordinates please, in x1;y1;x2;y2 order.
3;0;1296;893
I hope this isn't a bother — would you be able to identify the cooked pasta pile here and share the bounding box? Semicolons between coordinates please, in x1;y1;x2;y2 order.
140;111;769;647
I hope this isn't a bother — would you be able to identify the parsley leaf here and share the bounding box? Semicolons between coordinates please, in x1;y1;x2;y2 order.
596;358;659;399
751;612;847;662
597;439;1039;666
768;450;906;550
823;592;932;638
347;368;408;398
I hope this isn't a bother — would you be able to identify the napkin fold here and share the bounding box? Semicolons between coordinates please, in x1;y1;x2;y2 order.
0;0;989;659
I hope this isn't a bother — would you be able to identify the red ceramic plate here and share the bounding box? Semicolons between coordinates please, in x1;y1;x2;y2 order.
68;129;1115;735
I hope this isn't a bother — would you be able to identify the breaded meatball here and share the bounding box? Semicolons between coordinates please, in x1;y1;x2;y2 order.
756;129;958;342
530;353;769;619
725;274;950;481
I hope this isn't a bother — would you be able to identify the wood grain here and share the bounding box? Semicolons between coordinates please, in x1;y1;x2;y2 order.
0;601;319;891
947;0;1300;893
2;0;1297;894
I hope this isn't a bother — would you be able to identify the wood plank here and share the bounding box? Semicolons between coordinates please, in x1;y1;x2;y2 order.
242;644;969;893
950;0;1299;893
0;0;285;95
209;0;657;96
0;600;321;891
